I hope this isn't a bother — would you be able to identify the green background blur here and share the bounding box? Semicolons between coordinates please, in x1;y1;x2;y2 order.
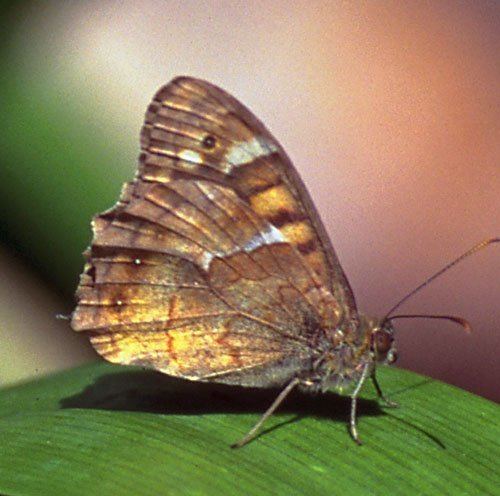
1;1;498;399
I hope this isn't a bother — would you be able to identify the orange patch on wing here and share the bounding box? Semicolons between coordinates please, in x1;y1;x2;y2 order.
249;183;298;218
279;220;315;246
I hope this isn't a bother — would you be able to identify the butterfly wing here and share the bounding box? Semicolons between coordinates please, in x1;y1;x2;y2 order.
71;77;359;387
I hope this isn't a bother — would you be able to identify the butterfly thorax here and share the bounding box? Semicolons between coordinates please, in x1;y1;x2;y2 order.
301;316;397;395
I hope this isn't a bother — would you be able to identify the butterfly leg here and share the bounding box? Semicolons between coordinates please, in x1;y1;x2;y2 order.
231;377;300;448
349;362;371;445
371;368;398;408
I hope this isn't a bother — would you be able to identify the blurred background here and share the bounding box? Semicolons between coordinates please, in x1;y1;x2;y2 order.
0;1;498;400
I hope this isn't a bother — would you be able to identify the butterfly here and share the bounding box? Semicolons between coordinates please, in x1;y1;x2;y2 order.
71;76;494;447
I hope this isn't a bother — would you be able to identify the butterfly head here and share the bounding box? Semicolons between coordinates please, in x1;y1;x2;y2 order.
370;319;398;365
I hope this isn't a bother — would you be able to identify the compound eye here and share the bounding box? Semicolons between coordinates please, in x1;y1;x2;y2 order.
374;331;393;354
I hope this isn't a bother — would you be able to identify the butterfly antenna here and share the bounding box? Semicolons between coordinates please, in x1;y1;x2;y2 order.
386;314;472;332
383;238;499;322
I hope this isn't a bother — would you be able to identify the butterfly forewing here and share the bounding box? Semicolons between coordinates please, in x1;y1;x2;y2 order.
142;78;355;301
72;76;359;386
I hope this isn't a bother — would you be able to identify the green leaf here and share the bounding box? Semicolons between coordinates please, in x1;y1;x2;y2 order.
0;363;498;495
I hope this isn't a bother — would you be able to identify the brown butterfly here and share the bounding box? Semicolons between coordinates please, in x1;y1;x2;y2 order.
71;77;496;447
